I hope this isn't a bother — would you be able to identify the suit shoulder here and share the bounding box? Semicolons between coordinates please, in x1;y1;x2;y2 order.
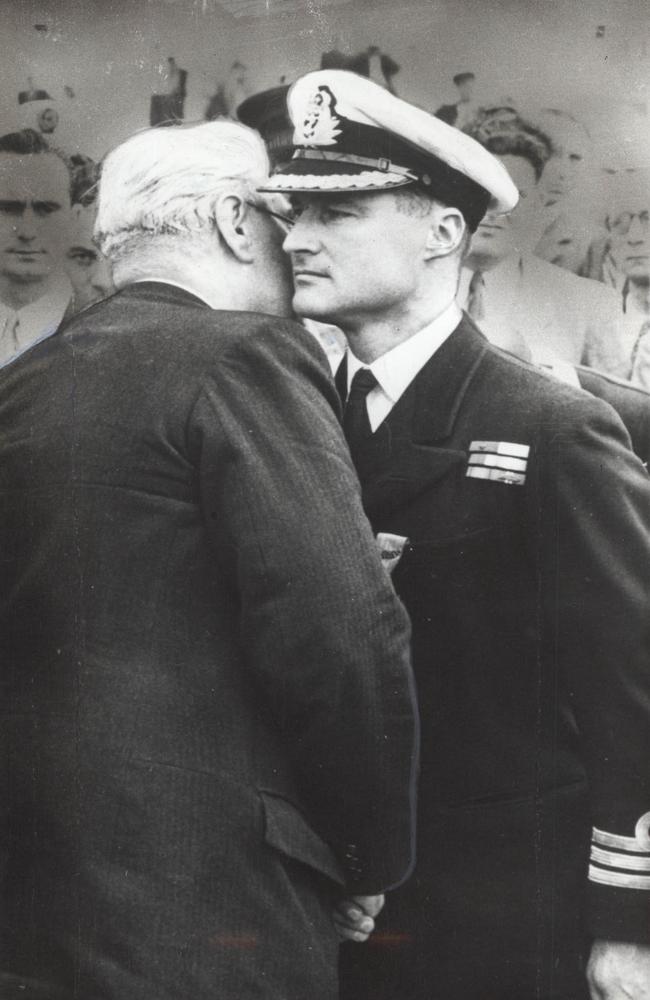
207;311;333;385
576;365;650;403
530;257;619;309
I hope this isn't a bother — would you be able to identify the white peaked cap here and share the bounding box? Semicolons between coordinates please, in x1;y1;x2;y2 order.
262;70;519;225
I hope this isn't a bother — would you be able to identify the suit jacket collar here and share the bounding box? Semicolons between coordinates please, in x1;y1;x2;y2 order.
119;280;211;310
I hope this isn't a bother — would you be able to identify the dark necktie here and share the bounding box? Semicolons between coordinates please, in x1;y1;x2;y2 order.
343;368;378;469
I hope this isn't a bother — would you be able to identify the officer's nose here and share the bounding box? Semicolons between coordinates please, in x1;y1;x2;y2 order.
283;217;318;256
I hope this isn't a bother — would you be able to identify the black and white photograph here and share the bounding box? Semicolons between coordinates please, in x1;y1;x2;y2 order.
0;1;649;998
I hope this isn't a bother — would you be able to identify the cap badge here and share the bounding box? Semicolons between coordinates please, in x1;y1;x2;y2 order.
299;85;342;146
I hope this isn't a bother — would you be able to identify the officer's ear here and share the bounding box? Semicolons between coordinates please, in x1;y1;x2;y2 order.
214;193;255;264
424;206;466;259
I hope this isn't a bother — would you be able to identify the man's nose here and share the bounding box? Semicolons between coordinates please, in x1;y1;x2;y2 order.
16;207;37;241
282;219;318;255
554;159;568;180
627;215;646;244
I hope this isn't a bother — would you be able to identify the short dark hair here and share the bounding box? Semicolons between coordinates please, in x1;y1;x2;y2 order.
0;129;73;197
0;128;50;155
465;115;552;182
453;72;475;87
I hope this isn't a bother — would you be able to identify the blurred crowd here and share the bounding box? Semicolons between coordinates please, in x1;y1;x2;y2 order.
1;61;649;392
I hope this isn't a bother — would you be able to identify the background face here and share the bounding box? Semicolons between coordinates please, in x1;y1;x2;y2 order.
64;204;114;309
539;118;592;205
608;202;650;281
468;155;540;269
0;153;71;286
282;190;431;328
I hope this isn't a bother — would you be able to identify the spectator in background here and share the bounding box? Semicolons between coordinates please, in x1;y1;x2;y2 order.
460;110;622;364
534;108;600;274
18;76;49;104
150;56;187;126
321;46;400;93
584;168;650;388
62;155;114;313
64;203;114;312
205;61;250;121
0;129;73;366
435;71;478;129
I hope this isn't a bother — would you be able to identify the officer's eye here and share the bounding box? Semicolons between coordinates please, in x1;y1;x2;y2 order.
322;206;354;222
0;201;23;216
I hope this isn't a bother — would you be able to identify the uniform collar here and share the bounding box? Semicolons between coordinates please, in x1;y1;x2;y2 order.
346;298;462;403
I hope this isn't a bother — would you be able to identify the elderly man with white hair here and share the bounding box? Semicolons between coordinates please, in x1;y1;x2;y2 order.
0;120;419;1000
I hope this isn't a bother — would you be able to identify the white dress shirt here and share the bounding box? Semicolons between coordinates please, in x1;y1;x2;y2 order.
0;276;72;367
459;252;623;366
346;300;462;431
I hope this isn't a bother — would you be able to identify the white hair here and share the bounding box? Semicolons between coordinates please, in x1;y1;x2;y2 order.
95;120;270;261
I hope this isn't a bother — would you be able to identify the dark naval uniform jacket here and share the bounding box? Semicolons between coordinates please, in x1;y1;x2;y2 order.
0;283;418;1000
575;364;650;468
338;315;650;1000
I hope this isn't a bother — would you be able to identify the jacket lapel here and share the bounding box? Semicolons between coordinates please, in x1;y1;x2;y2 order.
362;316;489;521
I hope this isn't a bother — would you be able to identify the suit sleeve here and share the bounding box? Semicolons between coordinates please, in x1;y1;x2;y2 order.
532;391;650;942
191;318;418;893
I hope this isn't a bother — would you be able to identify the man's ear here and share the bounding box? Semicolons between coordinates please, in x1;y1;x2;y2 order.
424;206;466;259
214;193;254;263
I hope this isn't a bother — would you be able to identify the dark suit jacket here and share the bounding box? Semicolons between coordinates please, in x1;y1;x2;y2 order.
0;282;418;1000
339;316;650;1000
576;364;650;467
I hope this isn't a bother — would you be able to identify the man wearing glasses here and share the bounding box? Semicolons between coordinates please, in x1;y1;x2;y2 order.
584;169;650;389
0;120;418;999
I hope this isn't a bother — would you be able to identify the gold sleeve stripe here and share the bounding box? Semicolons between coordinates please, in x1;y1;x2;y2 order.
592;826;650;853
588;865;650;890
590;846;650;871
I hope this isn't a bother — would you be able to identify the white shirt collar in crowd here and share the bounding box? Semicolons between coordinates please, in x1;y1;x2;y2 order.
0;275;72;368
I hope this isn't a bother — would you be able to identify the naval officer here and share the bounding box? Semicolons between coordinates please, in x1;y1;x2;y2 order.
262;70;650;1000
